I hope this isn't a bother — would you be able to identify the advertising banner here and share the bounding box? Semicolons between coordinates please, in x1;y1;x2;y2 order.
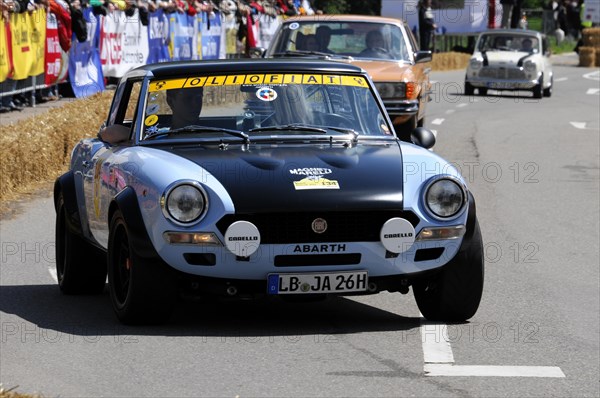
69;8;105;98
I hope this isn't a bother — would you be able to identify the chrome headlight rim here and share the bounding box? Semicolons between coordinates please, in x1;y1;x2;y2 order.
161;180;209;226
422;175;468;221
523;59;537;72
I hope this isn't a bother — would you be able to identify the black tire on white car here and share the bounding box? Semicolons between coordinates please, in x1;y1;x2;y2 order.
464;81;474;96
543;76;553;97
55;193;107;294
533;74;543;99
413;220;484;322
107;210;177;325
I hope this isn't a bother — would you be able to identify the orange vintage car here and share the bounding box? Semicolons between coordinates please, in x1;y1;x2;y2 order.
259;15;432;140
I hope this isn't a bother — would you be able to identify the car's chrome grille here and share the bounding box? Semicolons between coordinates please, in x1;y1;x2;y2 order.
216;211;420;244
480;67;526;80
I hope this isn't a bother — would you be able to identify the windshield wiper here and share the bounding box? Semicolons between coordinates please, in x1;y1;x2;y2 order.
272;50;354;60
249;124;328;134
145;125;250;143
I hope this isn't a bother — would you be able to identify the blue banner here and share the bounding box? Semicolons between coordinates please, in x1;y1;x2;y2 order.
169;12;194;61
201;12;221;60
147;9;170;64
69;9;105;98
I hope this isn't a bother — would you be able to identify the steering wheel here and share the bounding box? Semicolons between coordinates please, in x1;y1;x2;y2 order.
323;113;355;130
373;47;389;54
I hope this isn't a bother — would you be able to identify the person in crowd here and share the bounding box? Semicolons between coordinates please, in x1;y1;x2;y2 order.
418;0;436;51
511;0;523;28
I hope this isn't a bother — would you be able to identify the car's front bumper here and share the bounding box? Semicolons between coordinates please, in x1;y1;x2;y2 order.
467;67;540;90
383;99;419;116
467;77;538;90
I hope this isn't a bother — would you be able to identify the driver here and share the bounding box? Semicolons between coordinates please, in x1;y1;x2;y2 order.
360;30;392;59
166;87;204;129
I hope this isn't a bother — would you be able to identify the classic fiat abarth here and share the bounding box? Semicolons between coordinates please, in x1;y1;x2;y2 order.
465;29;553;98
54;59;483;324
255;15;432;139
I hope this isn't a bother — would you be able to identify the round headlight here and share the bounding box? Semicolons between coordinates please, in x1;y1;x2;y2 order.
165;184;206;223
469;58;483;70
425;178;466;219
524;60;536;72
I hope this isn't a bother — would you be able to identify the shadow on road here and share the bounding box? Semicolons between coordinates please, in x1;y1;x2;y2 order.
0;284;421;337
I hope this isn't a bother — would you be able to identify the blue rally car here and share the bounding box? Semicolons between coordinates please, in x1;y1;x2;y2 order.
54;59;484;324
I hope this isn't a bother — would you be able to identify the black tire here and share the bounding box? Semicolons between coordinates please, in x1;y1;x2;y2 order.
55;193;106;294
478;87;488;96
107;210;177;325
533;75;543;99
417;117;425;128
464;81;474;95
543;76;553;97
413;220;484;322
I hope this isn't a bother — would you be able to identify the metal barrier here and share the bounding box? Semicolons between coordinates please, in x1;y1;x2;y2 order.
0;75;56;108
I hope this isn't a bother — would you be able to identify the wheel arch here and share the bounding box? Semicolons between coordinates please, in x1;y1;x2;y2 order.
54;172;83;236
109;186;162;261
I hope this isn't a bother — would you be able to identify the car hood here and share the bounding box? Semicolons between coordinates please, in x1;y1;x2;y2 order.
481;51;534;66
342;59;417;82
163;142;404;213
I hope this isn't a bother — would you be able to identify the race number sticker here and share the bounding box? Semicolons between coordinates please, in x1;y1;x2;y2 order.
293;176;340;190
256;87;278;101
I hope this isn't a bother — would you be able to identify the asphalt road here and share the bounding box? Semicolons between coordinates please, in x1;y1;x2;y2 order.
0;58;599;397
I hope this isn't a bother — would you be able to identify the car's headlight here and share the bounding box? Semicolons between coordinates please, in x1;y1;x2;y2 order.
374;82;406;99
424;177;467;219
162;182;207;224
469;58;483;70
524;60;537;72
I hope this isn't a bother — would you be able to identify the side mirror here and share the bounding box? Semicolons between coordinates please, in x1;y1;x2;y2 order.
414;51;432;64
248;47;267;58
410;127;436;149
98;124;131;145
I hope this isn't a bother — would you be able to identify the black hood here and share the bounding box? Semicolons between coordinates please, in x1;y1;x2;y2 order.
165;142;404;213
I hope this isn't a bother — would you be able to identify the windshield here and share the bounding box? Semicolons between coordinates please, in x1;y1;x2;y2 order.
139;73;393;141
270;21;410;62
477;34;540;53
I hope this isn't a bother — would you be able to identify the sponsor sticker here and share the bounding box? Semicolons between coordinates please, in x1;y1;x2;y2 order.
293;176;340;190
380;218;415;254
224;221;261;257
289;168;332;176
289;22;299;30
146;104;160;115
256;87;278;101
144;114;159;126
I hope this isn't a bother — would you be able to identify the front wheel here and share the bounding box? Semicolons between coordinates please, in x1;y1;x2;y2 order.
478;87;488;96
413;220;484;322
107;210;177;325
533;75;543;99
543;76;553;97
464;81;474;95
55;193;106;294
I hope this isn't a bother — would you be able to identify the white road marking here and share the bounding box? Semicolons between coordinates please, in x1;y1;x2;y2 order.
583;70;600;81
420;316;565;378
586;88;600;95
431;118;445;125
421;322;454;363
430;80;438;84
431;129;438;137
424;364;566;378
554;77;568;82
48;267;58;283
456;103;468;108
571;122;587;129
445;109;456;115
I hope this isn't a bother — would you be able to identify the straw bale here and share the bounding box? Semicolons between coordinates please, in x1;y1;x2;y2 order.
582;28;600;48
578;47;596;67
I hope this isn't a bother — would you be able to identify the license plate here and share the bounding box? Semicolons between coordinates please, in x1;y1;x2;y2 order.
267;271;368;295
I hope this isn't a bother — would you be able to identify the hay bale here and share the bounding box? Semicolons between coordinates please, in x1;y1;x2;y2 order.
578;47;596;67
596;50;600;68
430;52;471;71
582;28;600;48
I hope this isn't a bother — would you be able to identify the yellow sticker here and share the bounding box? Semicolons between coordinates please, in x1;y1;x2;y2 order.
302;74;322;84
341;76;368;88
322;75;342;85
244;74;264;84
204;75;227;86
283;74;304;84
293;177;340;190
145;114;159;126
264;74;284;84
225;75;246;85
149;79;187;92
182;76;208;88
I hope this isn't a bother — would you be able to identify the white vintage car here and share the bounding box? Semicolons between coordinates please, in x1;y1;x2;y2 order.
465;30;553;98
